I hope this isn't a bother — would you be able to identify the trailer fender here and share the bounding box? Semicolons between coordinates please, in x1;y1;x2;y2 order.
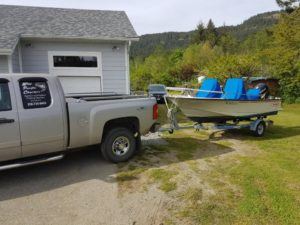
250;119;264;131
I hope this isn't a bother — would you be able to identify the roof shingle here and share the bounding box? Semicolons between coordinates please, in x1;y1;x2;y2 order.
0;5;138;53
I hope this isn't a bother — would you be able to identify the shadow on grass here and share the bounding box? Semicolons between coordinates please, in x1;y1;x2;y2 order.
216;125;300;141
116;136;235;183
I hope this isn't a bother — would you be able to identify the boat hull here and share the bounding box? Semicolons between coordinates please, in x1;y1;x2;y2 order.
167;96;282;123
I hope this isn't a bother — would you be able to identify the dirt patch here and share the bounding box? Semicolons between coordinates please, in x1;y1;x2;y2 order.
116;128;263;224
142;132;169;146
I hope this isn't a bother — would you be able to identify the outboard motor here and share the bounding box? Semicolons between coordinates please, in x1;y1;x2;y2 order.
255;83;269;99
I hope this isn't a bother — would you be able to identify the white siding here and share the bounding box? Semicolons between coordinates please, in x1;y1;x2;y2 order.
0;55;8;73
12;45;20;73
20;40;128;94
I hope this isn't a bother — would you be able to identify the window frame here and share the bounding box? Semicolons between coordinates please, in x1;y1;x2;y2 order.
48;51;103;92
18;77;52;110
48;51;101;70
53;55;98;68
0;79;12;112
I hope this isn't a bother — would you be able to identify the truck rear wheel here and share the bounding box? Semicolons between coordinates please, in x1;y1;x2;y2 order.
101;127;136;163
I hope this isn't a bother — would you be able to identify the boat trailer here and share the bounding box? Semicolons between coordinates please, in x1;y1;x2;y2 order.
159;96;274;137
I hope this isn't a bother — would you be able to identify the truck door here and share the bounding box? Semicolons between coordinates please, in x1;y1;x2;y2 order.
15;77;66;157
0;78;22;161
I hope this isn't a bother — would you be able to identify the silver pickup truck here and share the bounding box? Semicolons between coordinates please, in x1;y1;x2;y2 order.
0;74;158;170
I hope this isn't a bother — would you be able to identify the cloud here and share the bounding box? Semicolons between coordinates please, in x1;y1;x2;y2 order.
1;0;280;34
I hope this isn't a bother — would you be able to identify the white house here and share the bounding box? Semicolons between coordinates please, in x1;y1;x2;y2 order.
0;5;139;94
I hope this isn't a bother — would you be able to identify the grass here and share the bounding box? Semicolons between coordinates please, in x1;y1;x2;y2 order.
117;104;300;225
227;104;300;224
215;140;234;148
149;168;178;192
116;167;146;182
179;187;203;204
179;104;300;225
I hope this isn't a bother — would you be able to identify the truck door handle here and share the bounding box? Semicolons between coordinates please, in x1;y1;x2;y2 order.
0;118;15;124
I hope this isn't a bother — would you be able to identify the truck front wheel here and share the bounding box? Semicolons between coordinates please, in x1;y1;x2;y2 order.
101;127;136;163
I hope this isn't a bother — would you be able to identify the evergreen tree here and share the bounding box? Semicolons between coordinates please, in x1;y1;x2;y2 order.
205;19;219;46
276;0;300;13
219;34;238;54
191;22;206;44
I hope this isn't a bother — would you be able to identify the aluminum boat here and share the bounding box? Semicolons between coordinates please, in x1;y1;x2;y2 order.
166;78;282;123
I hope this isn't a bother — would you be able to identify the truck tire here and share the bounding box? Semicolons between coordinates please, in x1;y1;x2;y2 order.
101;127;136;163
135;133;142;154
253;121;266;137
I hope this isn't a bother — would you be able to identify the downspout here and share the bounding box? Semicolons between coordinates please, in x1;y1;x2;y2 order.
125;41;131;94
7;55;13;73
18;43;23;73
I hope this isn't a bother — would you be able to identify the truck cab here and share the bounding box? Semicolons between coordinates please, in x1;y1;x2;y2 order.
0;75;67;162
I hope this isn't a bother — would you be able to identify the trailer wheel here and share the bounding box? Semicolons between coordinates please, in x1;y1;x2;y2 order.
253;121;266;137
101;127;136;163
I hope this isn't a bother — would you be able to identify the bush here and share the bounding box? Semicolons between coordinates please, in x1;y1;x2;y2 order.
279;75;300;103
204;55;262;82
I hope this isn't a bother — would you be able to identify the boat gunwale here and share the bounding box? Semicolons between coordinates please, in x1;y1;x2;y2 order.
166;95;282;103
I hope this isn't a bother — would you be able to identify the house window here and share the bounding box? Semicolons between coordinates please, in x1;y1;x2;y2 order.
0;81;12;111
53;56;98;68
19;78;52;109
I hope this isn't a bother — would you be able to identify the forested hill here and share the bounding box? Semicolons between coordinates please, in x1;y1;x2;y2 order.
130;11;279;59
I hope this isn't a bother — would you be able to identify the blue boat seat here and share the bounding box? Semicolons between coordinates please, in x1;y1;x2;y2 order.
222;78;247;100
196;78;222;98
246;88;260;100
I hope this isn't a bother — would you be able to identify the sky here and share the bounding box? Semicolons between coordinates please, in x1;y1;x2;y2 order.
0;0;280;35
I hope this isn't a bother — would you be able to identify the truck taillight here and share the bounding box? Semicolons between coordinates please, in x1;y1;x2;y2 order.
153;104;158;120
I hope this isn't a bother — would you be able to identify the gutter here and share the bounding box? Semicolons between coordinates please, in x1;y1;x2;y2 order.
0;49;12;55
20;34;140;42
0;34;140;55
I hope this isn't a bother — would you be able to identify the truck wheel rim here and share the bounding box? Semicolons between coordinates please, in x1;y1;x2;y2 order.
112;136;130;156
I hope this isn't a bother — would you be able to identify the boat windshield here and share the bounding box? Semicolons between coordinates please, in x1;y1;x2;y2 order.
149;86;166;92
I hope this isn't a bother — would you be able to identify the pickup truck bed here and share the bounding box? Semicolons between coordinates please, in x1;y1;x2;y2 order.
0;74;158;169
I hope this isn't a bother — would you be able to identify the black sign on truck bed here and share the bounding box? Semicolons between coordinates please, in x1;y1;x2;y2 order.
19;77;51;109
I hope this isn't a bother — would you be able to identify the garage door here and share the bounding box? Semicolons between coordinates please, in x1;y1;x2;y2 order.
48;51;102;94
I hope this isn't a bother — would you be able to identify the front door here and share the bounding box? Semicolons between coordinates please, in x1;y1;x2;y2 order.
48;51;103;94
0;78;21;161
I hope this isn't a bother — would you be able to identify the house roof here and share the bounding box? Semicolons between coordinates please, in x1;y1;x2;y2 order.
0;5;138;54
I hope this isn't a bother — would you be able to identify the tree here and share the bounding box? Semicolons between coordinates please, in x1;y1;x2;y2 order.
205;55;262;81
276;0;300;13
205;19;219;46
182;43;218;71
218;34;239;54
266;8;300;102
191;22;206;44
240;29;274;53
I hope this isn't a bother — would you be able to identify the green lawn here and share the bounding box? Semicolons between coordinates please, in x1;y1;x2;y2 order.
181;104;300;225
228;104;300;224
118;104;300;225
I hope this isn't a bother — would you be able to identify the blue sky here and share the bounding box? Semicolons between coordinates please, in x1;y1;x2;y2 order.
0;0;280;35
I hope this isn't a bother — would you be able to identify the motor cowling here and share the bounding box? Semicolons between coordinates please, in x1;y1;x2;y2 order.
255;83;269;99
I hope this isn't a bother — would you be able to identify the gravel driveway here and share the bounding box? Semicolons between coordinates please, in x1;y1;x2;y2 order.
0;148;131;225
